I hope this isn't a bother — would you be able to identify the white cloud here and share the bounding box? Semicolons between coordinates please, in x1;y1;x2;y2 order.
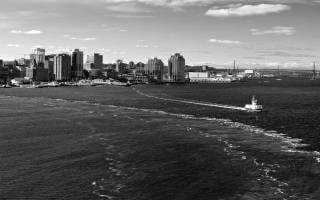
251;26;296;35
32;45;44;48
83;37;96;41
7;44;20;47
105;2;150;13
100;0;316;8
206;4;290;17
11;29;43;34
64;35;97;41
209;38;242;45
101;0;212;7
136;44;149;48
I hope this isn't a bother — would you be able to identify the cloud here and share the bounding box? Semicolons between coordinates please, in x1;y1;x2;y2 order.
83;37;96;41
101;0;212;8
251;26;296;35
136;44;149;48
7;44;20;47
65;35;97;41
206;4;290;17
105;2;150;13
98;0;319;10
209;38;242;45
256;50;316;58
100;0;316;8
11;29;43;34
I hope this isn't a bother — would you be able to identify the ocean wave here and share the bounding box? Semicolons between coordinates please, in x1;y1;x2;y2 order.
1;94;319;163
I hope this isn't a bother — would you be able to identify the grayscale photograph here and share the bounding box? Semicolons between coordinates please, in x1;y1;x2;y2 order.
0;0;320;199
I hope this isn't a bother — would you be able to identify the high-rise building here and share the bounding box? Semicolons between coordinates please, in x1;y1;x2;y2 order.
129;61;135;70
115;59;128;74
71;49;84;80
136;62;145;74
0;60;9;83
26;49;49;81
168;53;185;82
146;58;164;81
85;53;103;70
30;48;45;68
54;54;71;81
45;55;55;81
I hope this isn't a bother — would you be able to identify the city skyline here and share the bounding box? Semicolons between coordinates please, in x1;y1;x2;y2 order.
0;0;320;68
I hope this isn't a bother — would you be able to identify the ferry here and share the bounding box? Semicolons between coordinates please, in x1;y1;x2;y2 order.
244;96;263;112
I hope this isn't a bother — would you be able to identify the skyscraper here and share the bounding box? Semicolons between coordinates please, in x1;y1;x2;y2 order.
54;54;71;81
27;48;48;81
71;49;84;80
136;62;145;74
45;55;55;81
85;53;103;70
115;59;127;74
168;53;185;82
33;48;45;67
146;58;164;81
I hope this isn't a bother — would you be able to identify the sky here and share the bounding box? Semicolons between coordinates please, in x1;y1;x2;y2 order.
0;0;319;68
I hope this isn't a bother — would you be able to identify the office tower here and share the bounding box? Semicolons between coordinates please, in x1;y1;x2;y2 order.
85;53;103;70
129;61;135;70
54;54;71;81
71;49;84;80
136;62;145;74
31;48;45;68
168;53;185;82
45;55;55;81
146;58;164;81
35;48;45;62
116;59;122;73
0;60;9;83
94;53;103;67
26;49;49;81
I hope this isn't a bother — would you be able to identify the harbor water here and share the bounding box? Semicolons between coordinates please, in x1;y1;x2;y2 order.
0;78;320;199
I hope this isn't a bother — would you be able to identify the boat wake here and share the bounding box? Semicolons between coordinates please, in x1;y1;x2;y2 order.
132;87;248;111
1;94;319;199
1;94;319;162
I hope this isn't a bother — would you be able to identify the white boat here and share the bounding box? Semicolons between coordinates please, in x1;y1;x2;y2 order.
47;82;61;87
244;96;263;112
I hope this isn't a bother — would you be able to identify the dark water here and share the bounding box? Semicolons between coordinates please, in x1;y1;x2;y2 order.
0;79;320;199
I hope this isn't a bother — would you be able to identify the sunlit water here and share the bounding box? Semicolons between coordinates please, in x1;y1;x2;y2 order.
0;83;319;199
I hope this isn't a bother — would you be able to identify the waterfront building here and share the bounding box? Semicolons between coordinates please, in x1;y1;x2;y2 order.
85;53;103;71
16;58;30;67
54;54;71;81
71;49;84;80
129;61;135;70
26;48;49;82
0;60;9;83
136;62;145;74
168;53;185;82
31;48;45;68
146;58;164;81
115;60;128;74
45;55;55;81
25;67;49;82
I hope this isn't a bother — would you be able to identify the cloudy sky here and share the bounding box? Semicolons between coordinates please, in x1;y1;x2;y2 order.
0;0;319;68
